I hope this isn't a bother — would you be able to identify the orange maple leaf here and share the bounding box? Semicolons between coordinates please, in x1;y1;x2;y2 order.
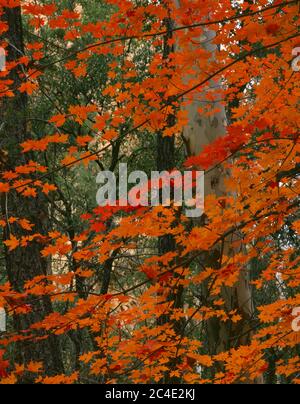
41;183;57;195
0;183;10;193
19;81;38;95
19;219;34;231
49;114;66;128
4;236;19;251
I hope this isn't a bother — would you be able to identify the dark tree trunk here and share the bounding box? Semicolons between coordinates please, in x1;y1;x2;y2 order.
0;6;64;379
156;15;185;384
157;16;179;322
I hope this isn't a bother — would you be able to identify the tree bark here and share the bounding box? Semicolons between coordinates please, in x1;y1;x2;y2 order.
0;6;63;379
173;1;258;382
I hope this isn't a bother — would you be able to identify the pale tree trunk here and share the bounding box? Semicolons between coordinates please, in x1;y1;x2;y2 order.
174;1;260;382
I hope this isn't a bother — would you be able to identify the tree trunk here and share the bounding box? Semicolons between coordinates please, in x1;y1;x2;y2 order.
0;6;63;379
173;1;258;381
156;12;186;383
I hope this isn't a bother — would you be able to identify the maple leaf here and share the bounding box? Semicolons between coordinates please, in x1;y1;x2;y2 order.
47;134;68;145
36;372;79;384
0;183;10;193
41;183;57;195
60;155;77;167
231;314;242;323
27;42;43;51
2;171;18;180
49;114;66;127
93;115;108;132
4;236;19;251
41;245;58;257
91;221;106;233
48;231;61;239
21;139;48;153
0;350;9;379
103;129;118;141
266;24;280;35
19;219;34;231
41;4;57;16
73;64;87;78
22;187;37;198
27;362;43;373
76;135;93;146
61;10;80;20
292;220;300;235
19;81;38;95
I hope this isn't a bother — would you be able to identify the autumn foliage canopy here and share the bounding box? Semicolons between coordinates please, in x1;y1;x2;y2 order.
0;0;299;384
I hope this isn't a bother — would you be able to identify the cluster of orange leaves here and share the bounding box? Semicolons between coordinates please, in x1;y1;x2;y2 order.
0;0;299;384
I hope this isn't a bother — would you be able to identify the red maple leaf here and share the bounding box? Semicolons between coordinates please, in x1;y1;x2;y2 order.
266;24;280;35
